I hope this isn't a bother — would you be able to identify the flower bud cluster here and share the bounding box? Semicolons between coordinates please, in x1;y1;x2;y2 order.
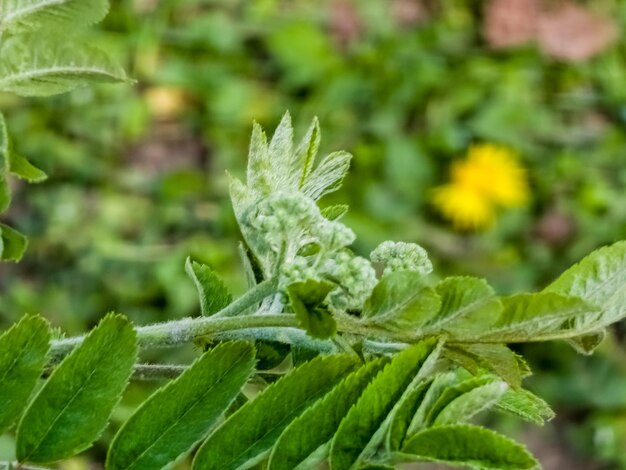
370;241;433;276
322;251;377;311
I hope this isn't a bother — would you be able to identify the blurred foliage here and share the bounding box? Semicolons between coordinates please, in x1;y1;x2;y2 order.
1;0;626;467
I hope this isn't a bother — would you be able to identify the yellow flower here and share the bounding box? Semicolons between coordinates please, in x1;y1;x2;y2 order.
433;144;529;230
433;183;495;230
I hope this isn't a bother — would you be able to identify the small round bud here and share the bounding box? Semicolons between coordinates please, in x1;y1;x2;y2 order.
370;241;433;276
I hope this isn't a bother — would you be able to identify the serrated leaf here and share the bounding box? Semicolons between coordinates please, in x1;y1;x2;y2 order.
192;354;358;470
400;424;538;470
477;292;600;342
0;315;50;433
0;35;128;97
0;223;28;262
301;151;351;200
433;381;508;426
0;0;109;34
428;276;502;335
107;342;255;470
445;344;524;388
269;358;387;470
545;240;626;333
292;116;320;190
496;388;555;425
16;314;137;464
287;279;336;339
8;153;47;183
420;375;495;430
185;257;232;316
246;122;271;195
407;372;458;436
362;272;442;329
268;111;293;190
386;380;432;451
330;339;442;470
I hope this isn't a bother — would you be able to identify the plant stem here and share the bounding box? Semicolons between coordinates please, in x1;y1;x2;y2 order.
133;364;188;381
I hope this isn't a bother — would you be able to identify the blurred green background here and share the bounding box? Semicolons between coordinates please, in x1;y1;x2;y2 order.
1;0;626;467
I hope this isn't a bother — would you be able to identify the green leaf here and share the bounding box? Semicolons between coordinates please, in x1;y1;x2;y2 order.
0;0;109;34
0;223;28;262
287;279;337;339
545;241;626;333
269;358;387;470
428;276;502;335
362;272;442;329
268;111;293;190
16;313;137;464
477;292;600;342
0;35;128;97
192;354;358;470
419;375;495;430
400;424;538;470
0;173;10;214
386;380;432;451
246;122;271;195
185;257;232;316
330;339;442;470
320;204;348;221
107;342;255;470
407;372;458;435
444;344;525;388
0;315;50;433
8;153;47;183
433;381;508;426
293;116;320;190
496;388;555;425
302;150;351;200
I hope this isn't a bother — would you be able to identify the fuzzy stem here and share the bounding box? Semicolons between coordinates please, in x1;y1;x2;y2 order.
132;364;188;381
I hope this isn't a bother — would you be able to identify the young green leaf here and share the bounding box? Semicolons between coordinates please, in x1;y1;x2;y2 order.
320;204;348;221
496;388;555;425
268;111;294;190
192;354;358;470
330;339;441;470
477;292;600;342
386;380;432;451
269;358;387;470
246;122;271;195
0;223;28;262
427;276;502;335
400;424;538;470
444;344;525;388
301;151;351;200
0;36;128;97
185;257;232;316
287;279;337;339
545;240;626;332
420;375;495;429
8;153;47;183
406;372;458;436
292;116;320;190
433;381;508;426
0;315;50;433
362;272;442;329
16;313;137;464
106;342;255;470
0;0;110;34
